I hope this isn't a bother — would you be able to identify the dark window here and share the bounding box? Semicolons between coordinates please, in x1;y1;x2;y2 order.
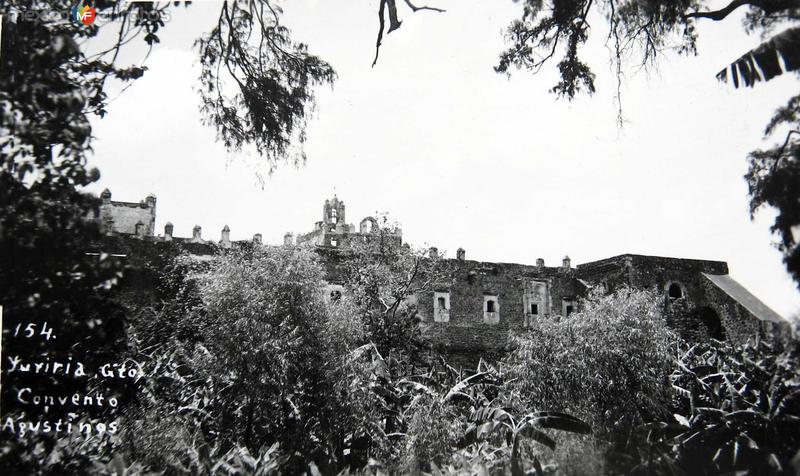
330;290;342;302
486;300;495;312
565;305;574;316
697;307;726;340
530;304;538;315
668;283;683;299
438;297;446;309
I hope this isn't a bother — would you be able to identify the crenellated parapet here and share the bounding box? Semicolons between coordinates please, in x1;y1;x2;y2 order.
92;190;787;357
93;190;273;250
96;189;157;237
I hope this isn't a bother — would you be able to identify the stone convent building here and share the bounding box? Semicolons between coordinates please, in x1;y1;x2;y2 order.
95;191;789;354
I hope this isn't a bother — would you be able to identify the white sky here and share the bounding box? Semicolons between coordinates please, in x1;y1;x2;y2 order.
84;0;800;318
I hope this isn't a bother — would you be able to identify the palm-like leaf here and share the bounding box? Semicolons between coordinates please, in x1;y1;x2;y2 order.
717;27;800;87
524;411;593;434
443;371;497;403
516;426;557;450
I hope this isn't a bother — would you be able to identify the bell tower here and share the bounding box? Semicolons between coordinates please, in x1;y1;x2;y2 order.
322;195;346;228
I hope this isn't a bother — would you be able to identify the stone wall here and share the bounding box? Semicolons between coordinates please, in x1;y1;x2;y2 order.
578;254;728;299
97;190;156;236
415;258;587;351
96;233;778;359
578;254;781;344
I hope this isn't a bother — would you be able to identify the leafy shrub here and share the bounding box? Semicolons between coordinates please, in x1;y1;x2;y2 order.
505;287;675;426
118;246;337;473
502;287;676;473
459;406;592;476
641;338;800;475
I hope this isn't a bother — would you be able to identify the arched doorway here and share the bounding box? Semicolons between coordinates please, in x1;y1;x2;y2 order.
696;307;726;341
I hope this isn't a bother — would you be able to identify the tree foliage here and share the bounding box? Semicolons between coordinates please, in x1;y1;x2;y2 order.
494;1;799;98
746;123;800;289
487;0;800;286
196;1;335;173
643;339;800;475
495;0;700;100
338;219;442;358
459;407;592;476
0;0;334;184
502;287;677;473
117;243;585;475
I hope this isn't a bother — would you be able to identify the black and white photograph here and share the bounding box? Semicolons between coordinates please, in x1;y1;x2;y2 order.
1;0;799;474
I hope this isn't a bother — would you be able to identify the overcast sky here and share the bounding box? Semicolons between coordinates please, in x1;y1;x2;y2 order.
85;0;800;318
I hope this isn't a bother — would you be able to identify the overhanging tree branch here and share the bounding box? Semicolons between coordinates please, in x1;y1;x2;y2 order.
686;0;800;21
372;0;444;67
685;0;754;21
403;0;445;13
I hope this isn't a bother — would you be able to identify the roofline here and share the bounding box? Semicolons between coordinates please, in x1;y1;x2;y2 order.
577;253;728;269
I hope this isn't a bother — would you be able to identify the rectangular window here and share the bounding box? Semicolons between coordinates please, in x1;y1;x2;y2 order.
483;295;499;325
562;298;576;317
434;292;450;322
525;280;549;325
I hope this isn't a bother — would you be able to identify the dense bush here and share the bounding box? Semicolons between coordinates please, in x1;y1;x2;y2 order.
120;246;342;473
504;288;675;427
115;241;594;475
5;239;797;475
500;287;800;476
641;338;800;475
0;172;127;475
502;287;677;473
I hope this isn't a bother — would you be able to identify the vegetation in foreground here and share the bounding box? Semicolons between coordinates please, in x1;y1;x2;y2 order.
2;240;798;476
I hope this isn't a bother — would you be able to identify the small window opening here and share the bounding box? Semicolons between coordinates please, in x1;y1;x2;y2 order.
565;305;574;316
486;300;495;313
330;290;342;302
668;283;683;299
331;239;338;247
437;297;446;309
530;304;538;315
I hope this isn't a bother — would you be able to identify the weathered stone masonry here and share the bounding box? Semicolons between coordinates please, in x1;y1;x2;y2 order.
94;192;790;353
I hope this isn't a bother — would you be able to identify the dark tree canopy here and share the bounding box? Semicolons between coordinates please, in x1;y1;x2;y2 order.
196;1;335;174
0;1;334;184
0;5;333;470
476;0;800;288
492;1;800;97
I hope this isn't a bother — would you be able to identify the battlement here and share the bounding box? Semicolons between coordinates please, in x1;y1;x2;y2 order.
94;189;273;248
92;190;786;353
92;191;404;251
96;188;157;237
